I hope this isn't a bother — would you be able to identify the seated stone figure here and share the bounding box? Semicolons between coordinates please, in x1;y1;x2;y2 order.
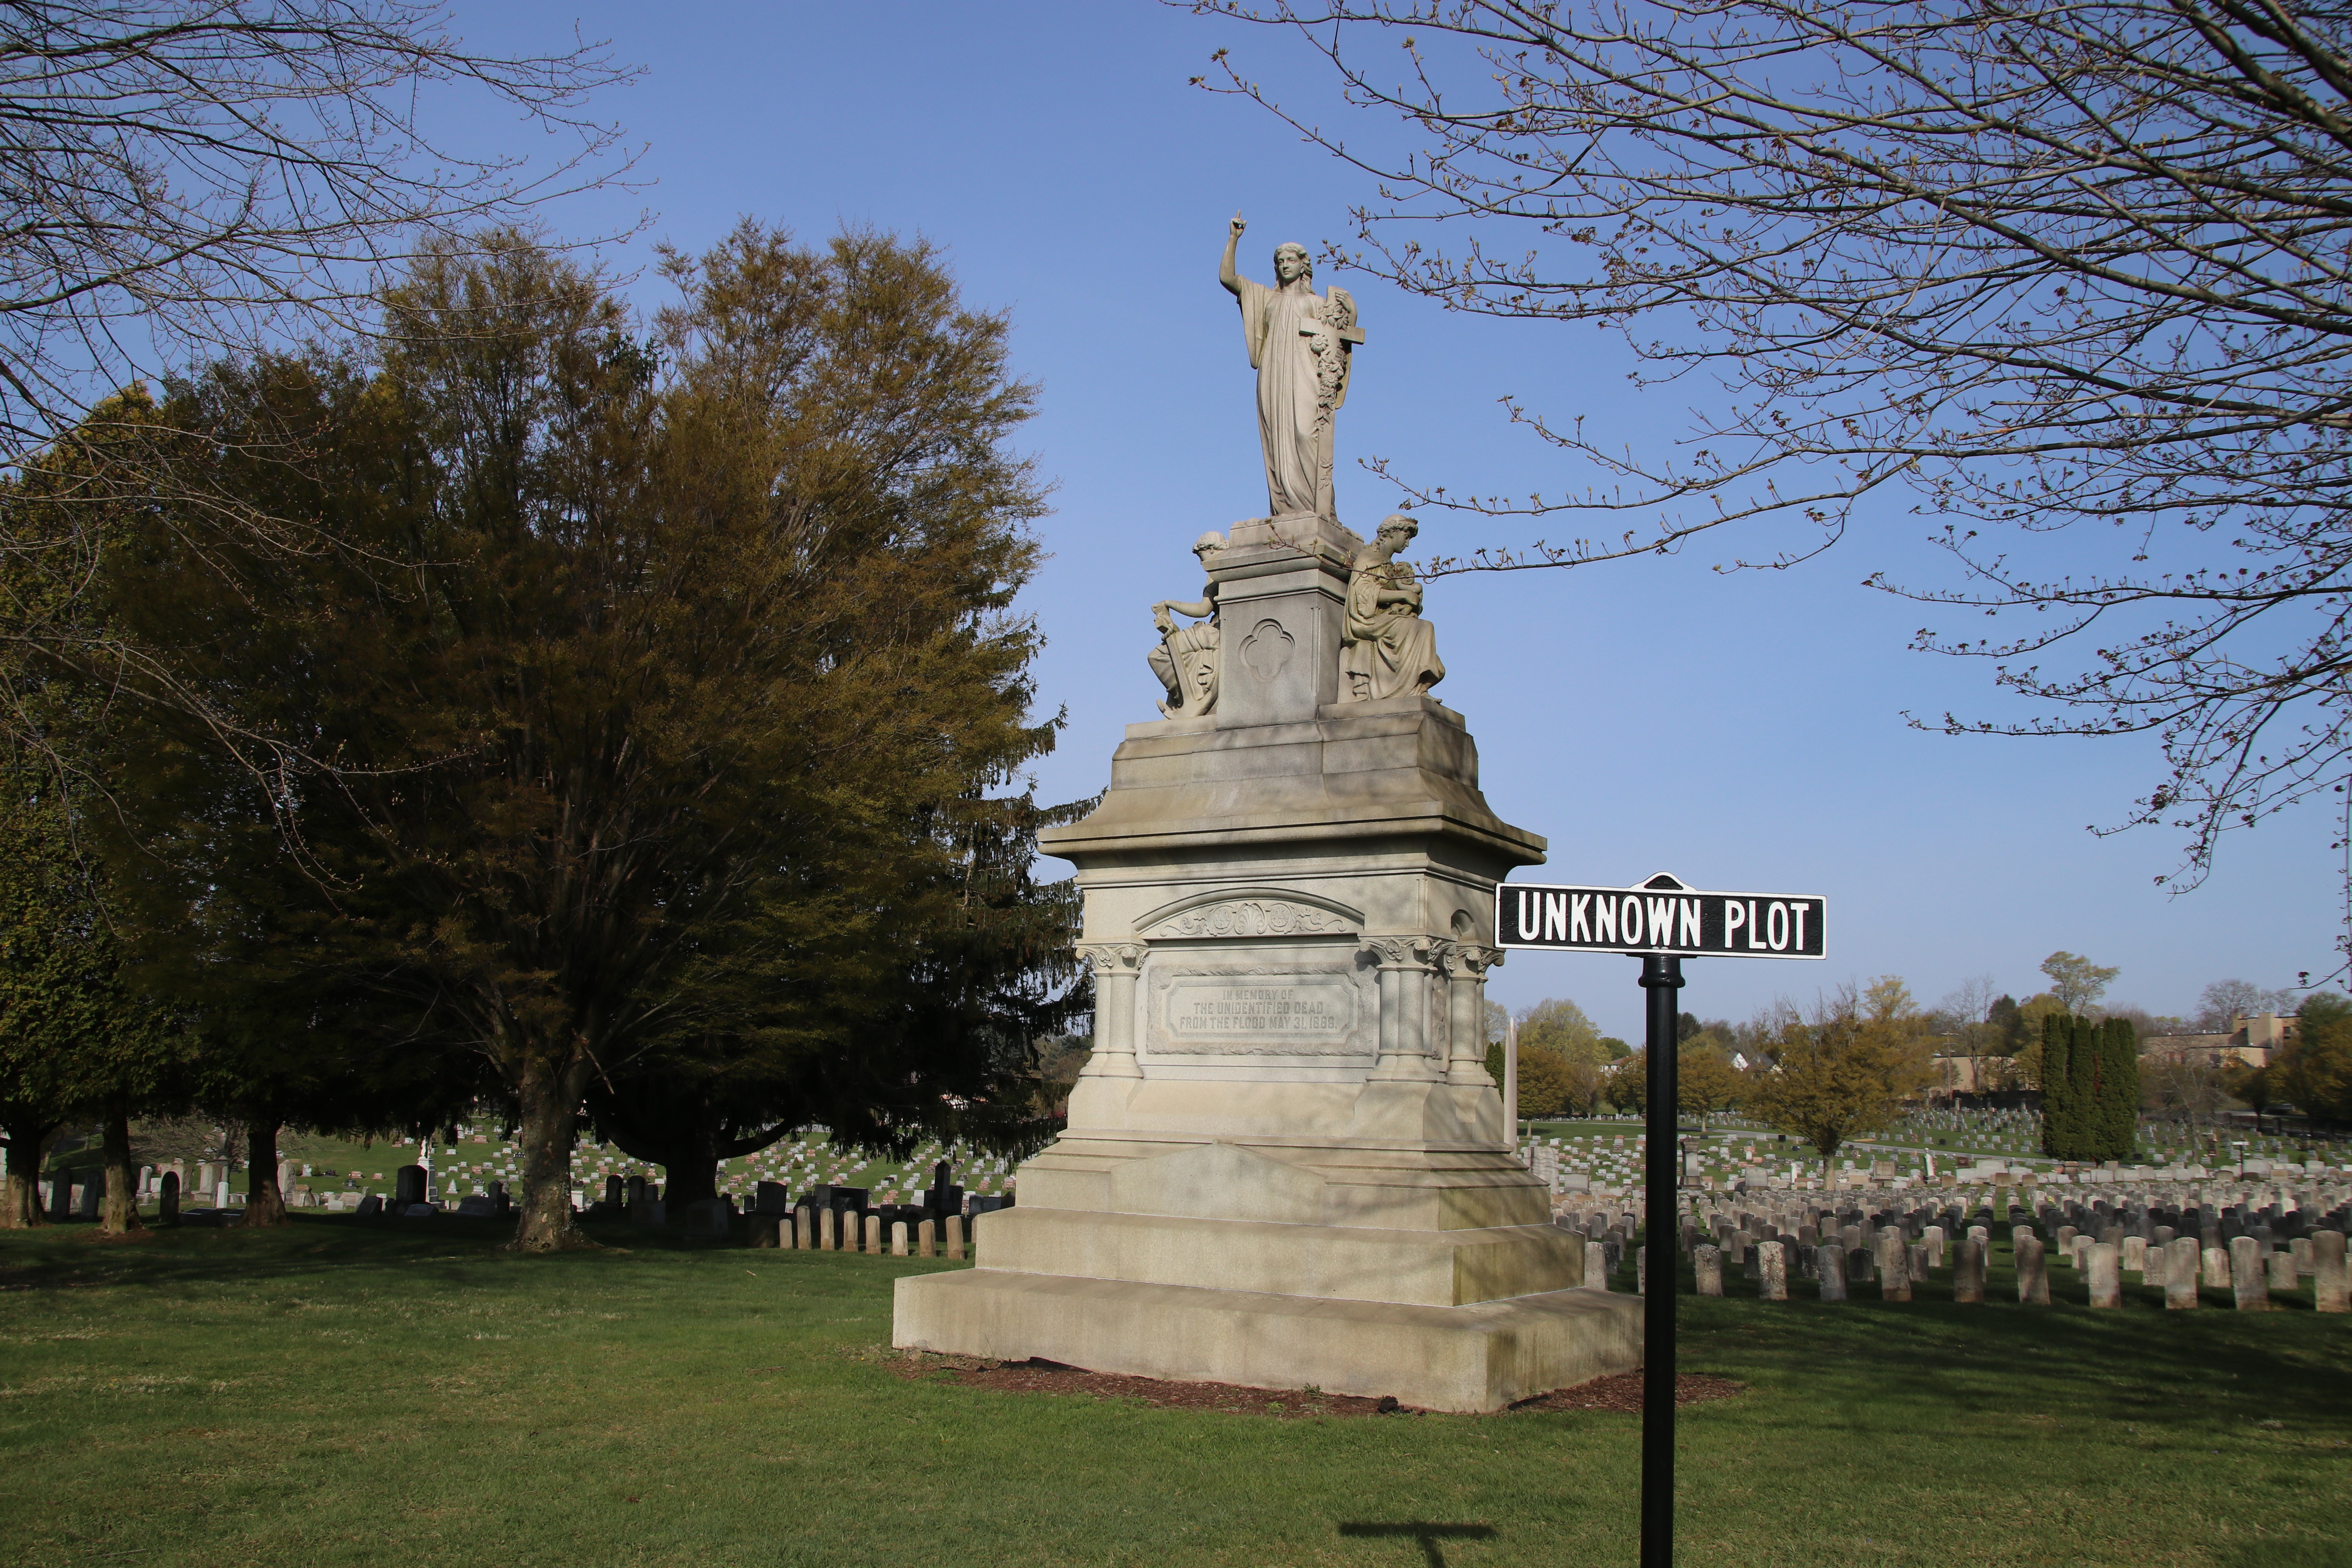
1340;514;1444;702
1149;532;1225;717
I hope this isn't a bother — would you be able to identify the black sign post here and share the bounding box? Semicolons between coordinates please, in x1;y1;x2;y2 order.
1498;873;1826;1568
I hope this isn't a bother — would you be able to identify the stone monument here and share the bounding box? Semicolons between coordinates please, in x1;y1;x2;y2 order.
892;215;1640;1414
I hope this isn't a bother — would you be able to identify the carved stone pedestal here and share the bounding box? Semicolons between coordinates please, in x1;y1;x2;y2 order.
893;537;1640;1412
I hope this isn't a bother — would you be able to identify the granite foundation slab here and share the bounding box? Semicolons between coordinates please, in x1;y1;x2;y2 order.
893;1267;1641;1414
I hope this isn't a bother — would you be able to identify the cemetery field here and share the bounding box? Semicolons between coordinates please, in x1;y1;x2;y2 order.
2;1221;2348;1568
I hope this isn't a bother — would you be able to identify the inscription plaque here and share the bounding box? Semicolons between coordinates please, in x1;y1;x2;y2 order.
1145;960;1370;1058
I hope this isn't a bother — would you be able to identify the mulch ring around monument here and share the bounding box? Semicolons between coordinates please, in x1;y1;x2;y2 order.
874;1348;1745;1419
1506;1371;1746;1414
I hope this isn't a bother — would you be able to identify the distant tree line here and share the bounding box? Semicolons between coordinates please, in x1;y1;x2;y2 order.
1495;949;2349;1162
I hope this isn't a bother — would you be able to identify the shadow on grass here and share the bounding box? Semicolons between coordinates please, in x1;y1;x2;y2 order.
2220;1543;2352;1568
1336;1521;1499;1566
0;1212;968;1301
1676;1285;2352;1437
3;1214;706;1292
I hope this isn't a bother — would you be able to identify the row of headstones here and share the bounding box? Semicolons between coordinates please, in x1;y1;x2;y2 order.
40;1168;243;1223
1562;1191;2352;1310
1665;1228;2350;1310
1561;1174;2352;1260
746;1204;979;1259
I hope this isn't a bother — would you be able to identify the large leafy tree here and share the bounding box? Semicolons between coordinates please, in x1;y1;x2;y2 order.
2276;992;2352;1119
1746;987;1934;1160
586;785;1089;1205
0;754;171;1230
0;429;181;1232
105;223;1063;1250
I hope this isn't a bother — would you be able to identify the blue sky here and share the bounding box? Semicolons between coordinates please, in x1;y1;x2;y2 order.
436;2;2339;1038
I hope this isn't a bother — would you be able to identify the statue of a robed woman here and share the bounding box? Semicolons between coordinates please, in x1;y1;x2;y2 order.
1220;213;1361;528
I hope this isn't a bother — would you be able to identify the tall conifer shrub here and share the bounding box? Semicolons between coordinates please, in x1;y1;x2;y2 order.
2040;1014;2141;1161
2096;1018;2141;1161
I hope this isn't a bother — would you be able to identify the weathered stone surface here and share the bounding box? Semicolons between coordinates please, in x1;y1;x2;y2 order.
2015;1234;2049;1305
2315;1230;2348;1313
1694;1242;1723;1298
895;535;1632;1412
1878;1231;1911;1302
1815;1243;1846;1302
2230;1235;2268;1310
2267;1247;2299;1295
2166;1236;2202;1309
2202;1245;2231;1289
895;1269;1637;1417
1758;1240;1788;1301
1953;1238;1986;1303
2086;1241;2122;1308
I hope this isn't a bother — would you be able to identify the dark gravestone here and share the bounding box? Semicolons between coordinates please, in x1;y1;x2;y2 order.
395;1165;427;1207
159;1170;181;1227
356;1194;383;1219
926;1161;963;1219
808;1184;869;1216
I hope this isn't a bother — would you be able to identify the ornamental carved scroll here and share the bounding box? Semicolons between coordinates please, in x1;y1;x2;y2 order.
1146;899;1351;941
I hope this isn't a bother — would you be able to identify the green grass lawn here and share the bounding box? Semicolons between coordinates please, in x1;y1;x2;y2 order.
2;1217;2347;1568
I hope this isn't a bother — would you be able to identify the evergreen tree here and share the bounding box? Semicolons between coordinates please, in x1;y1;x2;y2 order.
2040;1014;2078;1158
103;223;1063;1250
2041;1014;2141;1161
2096;1018;2142;1161
0;422;180;1232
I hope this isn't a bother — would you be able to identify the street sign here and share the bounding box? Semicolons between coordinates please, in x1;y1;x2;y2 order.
1496;872;1825;959
1499;870;1829;1568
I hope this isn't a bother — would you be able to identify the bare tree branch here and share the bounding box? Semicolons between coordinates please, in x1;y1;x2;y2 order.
1189;1;2352;960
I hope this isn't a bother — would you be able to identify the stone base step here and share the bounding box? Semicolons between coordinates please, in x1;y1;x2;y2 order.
892;1268;1641;1415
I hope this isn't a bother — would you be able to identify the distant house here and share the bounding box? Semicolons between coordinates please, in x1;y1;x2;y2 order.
1928;1054;2022;1096
2138;1013;2295;1071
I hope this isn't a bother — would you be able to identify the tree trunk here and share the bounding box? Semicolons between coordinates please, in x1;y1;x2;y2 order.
0;1113;59;1229
241;1116;287;1227
100;1103;143;1236
659;1131;721;1209
507;1048;597;1252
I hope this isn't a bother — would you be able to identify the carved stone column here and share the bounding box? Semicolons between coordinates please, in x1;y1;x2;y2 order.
1365;936;1443;1083
1443;944;1502;1087
1076;943;1146;1079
